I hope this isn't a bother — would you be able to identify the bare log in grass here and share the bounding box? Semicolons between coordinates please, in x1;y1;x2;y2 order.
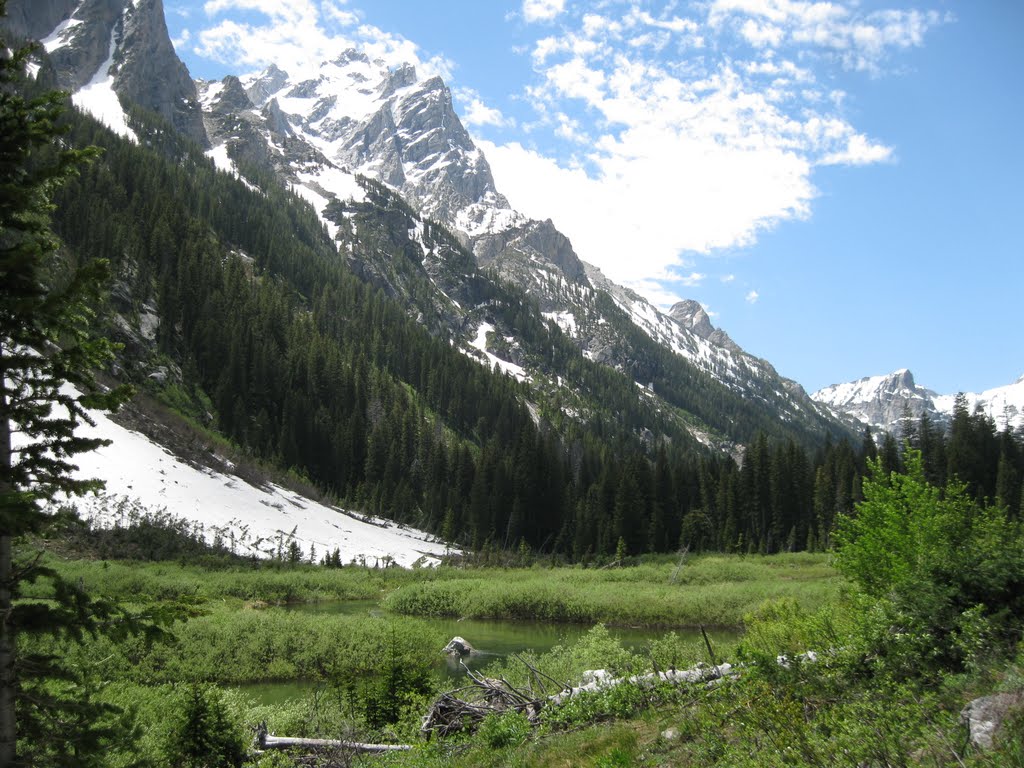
254;722;412;755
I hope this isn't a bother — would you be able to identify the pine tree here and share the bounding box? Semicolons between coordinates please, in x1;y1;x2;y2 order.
0;19;133;764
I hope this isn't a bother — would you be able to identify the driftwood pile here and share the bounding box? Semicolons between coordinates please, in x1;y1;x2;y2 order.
421;657;554;738
421;650;741;741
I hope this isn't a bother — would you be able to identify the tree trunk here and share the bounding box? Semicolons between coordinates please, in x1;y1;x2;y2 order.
1;368;17;765
255;724;412;754
0;533;13;768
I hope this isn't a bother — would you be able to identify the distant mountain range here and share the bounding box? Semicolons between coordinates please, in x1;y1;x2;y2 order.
813;369;1024;434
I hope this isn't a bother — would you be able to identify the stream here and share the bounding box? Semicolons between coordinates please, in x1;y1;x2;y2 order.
238;600;741;706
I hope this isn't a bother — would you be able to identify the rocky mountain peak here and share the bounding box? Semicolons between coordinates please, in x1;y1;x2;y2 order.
244;63;289;107
379;61;417;97
208;75;254;114
116;0;207;145
669;299;741;354
262;98;294;137
9;0;208;147
670;300;713;337
888;368;915;389
473;217;588;287
331;48;370;68
812;368;940;433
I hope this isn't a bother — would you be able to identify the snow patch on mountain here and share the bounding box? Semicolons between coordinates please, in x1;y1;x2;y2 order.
50;397;451;567
41;13;83;52
469;322;528;381
69;10;137;142
543;310;578;336
934;376;1024;431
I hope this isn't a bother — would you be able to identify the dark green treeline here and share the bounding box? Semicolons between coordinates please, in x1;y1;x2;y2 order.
50;104;1024;560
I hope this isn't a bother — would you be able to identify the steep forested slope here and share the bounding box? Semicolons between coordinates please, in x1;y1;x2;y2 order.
39;99;874;557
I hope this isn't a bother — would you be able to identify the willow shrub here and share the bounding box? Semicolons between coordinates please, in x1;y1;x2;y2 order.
834;450;1024;673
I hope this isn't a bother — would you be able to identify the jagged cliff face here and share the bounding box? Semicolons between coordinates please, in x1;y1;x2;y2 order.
8;0;207;146
813;369;941;432
232;53;509;225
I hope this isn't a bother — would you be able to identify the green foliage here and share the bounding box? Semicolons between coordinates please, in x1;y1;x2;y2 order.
338;625;437;735
163;684;247;768
383;554;840;627
834;450;1024;671
477;711;531;750
0;16;165;765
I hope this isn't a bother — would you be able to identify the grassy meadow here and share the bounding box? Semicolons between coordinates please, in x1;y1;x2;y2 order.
30;550;841;627
19;552;844;766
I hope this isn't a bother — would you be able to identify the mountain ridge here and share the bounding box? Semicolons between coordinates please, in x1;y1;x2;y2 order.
813;369;1024;433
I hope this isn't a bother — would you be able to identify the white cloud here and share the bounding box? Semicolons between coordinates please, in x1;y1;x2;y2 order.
457;89;514;128
709;0;950;73
323;2;360;27
474;1;943;305
195;0;449;81
523;0;566;24
674;272;706;287
171;28;191;50
741;19;784;48
821;133;892;165
746;290;760;303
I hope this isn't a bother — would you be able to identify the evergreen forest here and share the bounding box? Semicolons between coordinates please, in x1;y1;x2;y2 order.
34;92;1024;562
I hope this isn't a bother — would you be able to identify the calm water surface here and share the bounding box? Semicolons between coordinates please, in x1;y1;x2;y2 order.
237;600;740;705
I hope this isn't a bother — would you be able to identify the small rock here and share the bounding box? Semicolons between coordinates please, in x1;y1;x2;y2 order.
961;692;1022;750
661;728;680;741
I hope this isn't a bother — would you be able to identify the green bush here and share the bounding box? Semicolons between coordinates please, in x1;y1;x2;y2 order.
477;711;531;749
834;450;1024;673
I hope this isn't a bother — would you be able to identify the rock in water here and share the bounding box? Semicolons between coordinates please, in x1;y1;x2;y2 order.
443;636;475;657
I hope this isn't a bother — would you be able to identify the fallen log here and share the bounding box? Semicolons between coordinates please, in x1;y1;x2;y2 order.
254;722;412;754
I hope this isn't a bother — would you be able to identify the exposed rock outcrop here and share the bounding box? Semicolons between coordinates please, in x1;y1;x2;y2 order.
961;692;1023;750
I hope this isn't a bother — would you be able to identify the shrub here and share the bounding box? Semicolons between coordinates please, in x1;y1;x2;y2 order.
834;450;1024;672
163;684;247;768
477;711;531;749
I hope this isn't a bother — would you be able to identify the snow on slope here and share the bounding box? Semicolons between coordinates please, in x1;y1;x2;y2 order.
39;2;138;142
934;374;1024;430
469;322;528;381
43;397;450;567
814;370;1024;432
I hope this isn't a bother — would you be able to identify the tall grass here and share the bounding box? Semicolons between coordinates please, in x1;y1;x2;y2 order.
29;552;840;629
383;553;841;627
21;556;425;604
34;603;448;688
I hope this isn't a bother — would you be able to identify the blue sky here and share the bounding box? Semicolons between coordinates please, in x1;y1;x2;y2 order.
165;1;1023;396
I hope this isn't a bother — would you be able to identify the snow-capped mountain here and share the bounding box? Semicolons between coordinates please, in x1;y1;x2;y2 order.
10;0;848;453
203;53;830;429
813;369;1024;433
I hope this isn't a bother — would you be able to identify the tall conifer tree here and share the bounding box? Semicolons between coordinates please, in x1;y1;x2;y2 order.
1;12;132;763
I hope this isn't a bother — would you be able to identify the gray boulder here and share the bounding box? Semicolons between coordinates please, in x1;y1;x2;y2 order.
961;692;1022;750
